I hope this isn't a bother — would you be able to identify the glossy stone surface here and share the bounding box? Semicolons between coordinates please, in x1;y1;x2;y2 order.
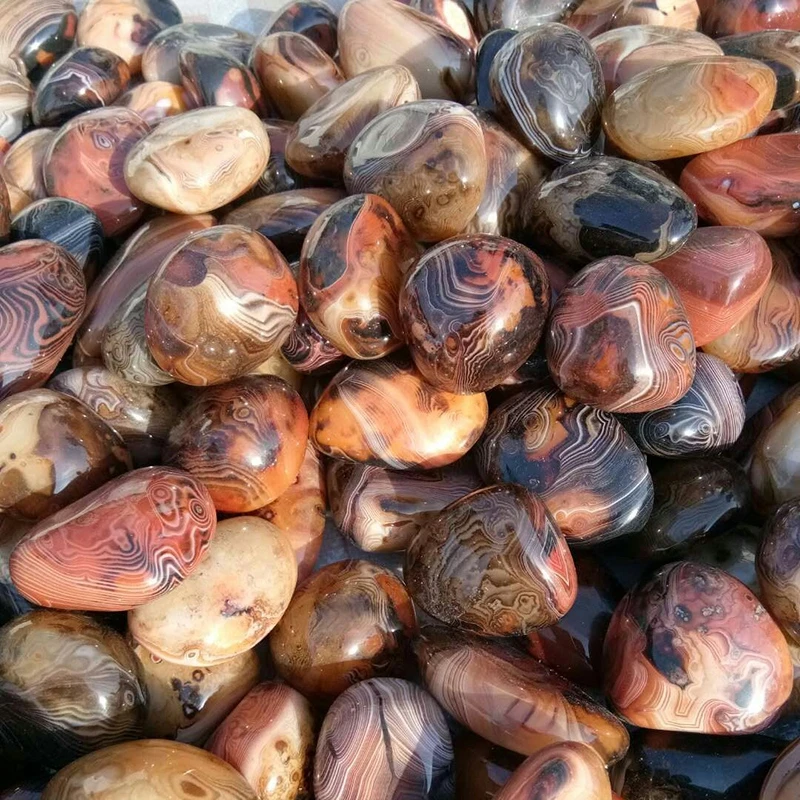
685;523;761;596
280;308;346;374
407;0;478;48
476;387;653;544
415;626;629;764
270;559;417;699
490;24;604;162
406;484;576;635
43;107;150;236
145;225;297;386
547;255;696;412
255;119;305;195
592;25;723;93
263;0;337;55
207;682;315;800
338;0;473;101
286;66;420;181
133;642;259;745
454;733;524;800
164;376;307;512
328;459;481;552
0;67;32;154
703;0;800;37
567;0;700;37
115;80;190;125
345;100;486;242
11;198;104;285
314;678;453;800
48;366;180;468
300;193;418;360
531;156;697;265
9;466;214;611
32;46;130;127
0;517;32;626
0;240;85;400
129;516;296;666
2;129;54;203
179;42;263;112
124;106;268;214
310;355;488;468
761;736;800;799
704;239;800;372
475;29;515;111
223;187;345;260
0;611;145;769
41;740;257;800
603;561;793;733
475;0;576;34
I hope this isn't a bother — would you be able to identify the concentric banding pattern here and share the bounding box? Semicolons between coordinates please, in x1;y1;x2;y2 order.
280;307;347;374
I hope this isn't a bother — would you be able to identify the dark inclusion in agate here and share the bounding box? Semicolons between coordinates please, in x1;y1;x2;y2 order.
475;28;515;111
531;155;697;264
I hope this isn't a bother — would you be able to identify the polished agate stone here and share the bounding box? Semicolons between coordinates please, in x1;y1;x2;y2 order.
164;376;307;512
684;523;760;596
454;733;524;800
133;642;259;745
4;130;60;204
10;466;215;611
603;561;793;733
0;388;130;520
314;678;453;800
328;459;481;552
280;308;346;374
252;32;343;121
43;107;150;237
476;387;653;544
0;67;32;154
286;66;421;181
11;198;104;284
124;106;269;214
761;736;800;799
618;353;746;458
591;26;723;93
223;187;345;260
300;193;418;360
604;56;775;161
0;611;145;769
415;626;629;764
262;0;337;55
475;29;515;111
41;740;257;800
179;42;263;112
490;24;604;162
32;46;130;127
567;0;700;36
145;225;298;385
680;132;800;236
407;0;477;47
475;0;576;35
401;234;550;393
406;484;576;635
531;156;696;265
0;517;33;626
207;682;315;800
703;0;800;37
704;239;800;372
547;256;696;412
129;517;296;666
115;80;190;125
310;355;488;469
345;100;486;242
0;240;85;400
270;559;417;699
48;366;180;467
6;185;31;218
338;0;473;101
255;119;305;195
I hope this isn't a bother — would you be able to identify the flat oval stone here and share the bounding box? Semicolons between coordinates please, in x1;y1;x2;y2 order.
415;626;629;765
128;516;297;666
603;561;793;733
145;225;298;386
0;240;85;400
547;255;696;413
179;42;263;112
490;24;605;162
0;67;32;154
2;128;54;202
703;0;800;37
344;99;487;242
338;0;474;102
115;80;191;125
9;466;215;611
44;106;150;236
531;155;696;264
286;66;421;181
262;0;338;56
406;484;577;635
604;56;776;160
476;386;653;545
310;355;488;469
124;106;269;214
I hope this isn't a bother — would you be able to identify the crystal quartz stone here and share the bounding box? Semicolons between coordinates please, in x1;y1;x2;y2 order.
1;128;52;201
128;516;297;666
9;466;215;611
489;24;605;162
337;0;474;102
603;561;793;733
344;99;487;242
123;106;269;214
0;67;33;154
546;255;696;413
309;355;488;469
603;56;776;161
115;80;191;125
179;42;263;112
566;0;700;38
475;28;515;111
261;0;338;56
702;0;800;37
